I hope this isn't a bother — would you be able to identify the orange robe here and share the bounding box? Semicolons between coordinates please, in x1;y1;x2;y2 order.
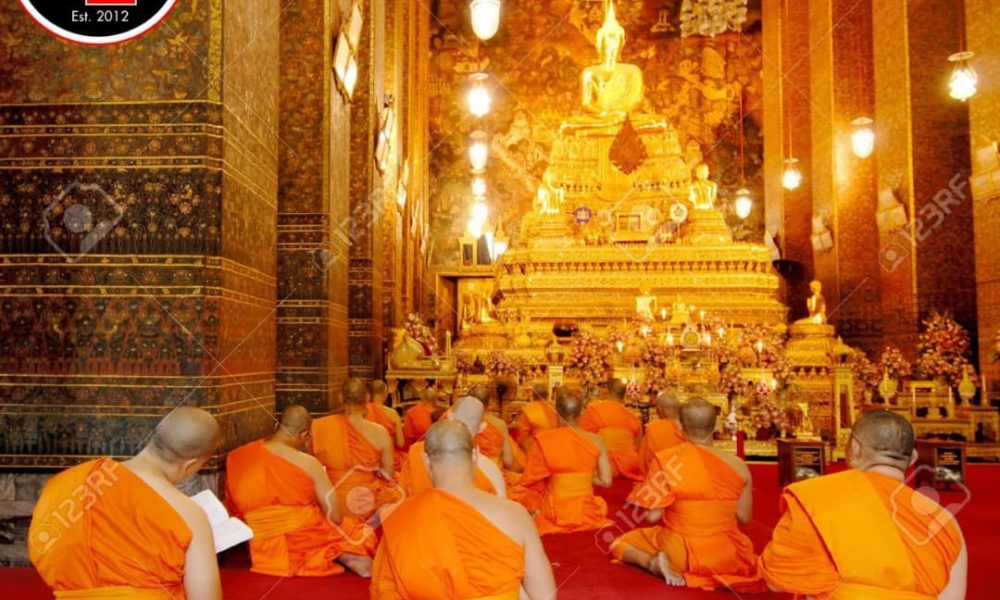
612;442;765;592
311;414;401;520
759;469;963;598
638;418;685;473
366;403;406;470
225;440;376;577
519;427;612;535
402;404;434;446
398;441;497;496
29;458;190;599
477;420;525;491
513;401;558;448
371;489;524;599
580;400;643;480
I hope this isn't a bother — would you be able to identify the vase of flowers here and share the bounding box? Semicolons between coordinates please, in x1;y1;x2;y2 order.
566;331;612;391
915;312;973;389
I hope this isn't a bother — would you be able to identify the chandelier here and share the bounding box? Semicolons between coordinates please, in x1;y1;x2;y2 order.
679;0;748;38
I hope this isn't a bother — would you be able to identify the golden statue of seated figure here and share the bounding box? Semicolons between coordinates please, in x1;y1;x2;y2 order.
688;163;718;210
798;280;827;325
580;1;643;119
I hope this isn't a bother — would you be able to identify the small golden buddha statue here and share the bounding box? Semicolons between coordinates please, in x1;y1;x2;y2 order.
805;280;827;324
688;163;718;210
581;1;644;119
388;328;438;370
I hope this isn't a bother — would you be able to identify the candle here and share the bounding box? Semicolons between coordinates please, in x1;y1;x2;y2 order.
660;307;667;320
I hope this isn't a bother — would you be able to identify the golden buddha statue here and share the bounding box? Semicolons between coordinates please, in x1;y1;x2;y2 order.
688;163;718;210
804;280;827;325
388;328;439;370
581;1;643;120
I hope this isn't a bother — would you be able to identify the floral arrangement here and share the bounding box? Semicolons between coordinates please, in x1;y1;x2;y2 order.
404;313;438;356
566;331;612;389
641;337;669;371
915;312;972;388
624;379;645;403
878;345;912;381
455;351;476;375
715;324;792;398
851;352;881;390
484;350;517;380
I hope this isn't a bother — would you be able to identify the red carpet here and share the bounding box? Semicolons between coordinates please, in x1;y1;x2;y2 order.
4;463;996;598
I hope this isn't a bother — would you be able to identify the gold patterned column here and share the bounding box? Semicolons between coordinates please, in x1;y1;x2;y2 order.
0;0;279;557
807;0;882;353
966;0;1000;384
872;0;975;352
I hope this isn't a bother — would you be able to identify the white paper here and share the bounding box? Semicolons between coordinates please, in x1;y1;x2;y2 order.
190;490;253;553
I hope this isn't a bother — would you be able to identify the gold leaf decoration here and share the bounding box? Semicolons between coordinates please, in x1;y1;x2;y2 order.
609;116;648;175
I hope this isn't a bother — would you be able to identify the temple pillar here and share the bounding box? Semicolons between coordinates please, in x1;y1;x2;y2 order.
966;0;1000;388
772;0;815;317
348;0;387;380
275;0;350;414
0;0;278;561
872;0;975;353
807;0;882;353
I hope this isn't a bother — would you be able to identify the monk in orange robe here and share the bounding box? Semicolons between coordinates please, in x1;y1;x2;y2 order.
402;386;440;446
371;420;556;599
611;398;764;591
638;391;685;472
580;378;643;480
311;378;400;522
466;384;524;472
519;391;613;535
29;407;222;600
226;405;376;577
513;383;558;451
398;396;506;497
759;410;967;599
367;380;406;469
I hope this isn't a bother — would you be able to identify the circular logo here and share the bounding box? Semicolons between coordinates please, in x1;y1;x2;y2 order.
19;0;178;46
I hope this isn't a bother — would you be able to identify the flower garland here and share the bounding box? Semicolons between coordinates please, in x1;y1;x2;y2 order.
404;313;438;356
915;312;972;388
566;331;612;389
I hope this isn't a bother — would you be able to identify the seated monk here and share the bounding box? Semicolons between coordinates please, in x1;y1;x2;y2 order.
371;420;557;599
226;405;376;577
367;380;406;469
759;410;967;599
398;396;506;497
467;384;524;473
520;391;613;535
311;378;400;522
512;383;559;451
580;379;644;480
29;407;222;600
402;386;441;446
610;398;764;591
638;391;685;473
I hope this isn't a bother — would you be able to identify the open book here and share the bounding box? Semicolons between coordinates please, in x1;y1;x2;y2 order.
190;490;254;553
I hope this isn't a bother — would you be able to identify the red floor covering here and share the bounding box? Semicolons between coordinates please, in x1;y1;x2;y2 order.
4;463;996;599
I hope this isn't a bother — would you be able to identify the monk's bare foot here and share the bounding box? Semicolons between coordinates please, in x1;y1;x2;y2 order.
648;552;684;586
338;553;373;578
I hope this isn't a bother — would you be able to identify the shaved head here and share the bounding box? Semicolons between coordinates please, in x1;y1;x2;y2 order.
148;407;220;464
342;378;368;406
531;383;549;401
679;398;717;439
279;404;311;435
850;409;915;468
370;380;388;395
424;420;474;466
556;391;584;422
466;385;491;409
656;391;680;419
422;386;439;404
607;378;627;401
450;396;485;437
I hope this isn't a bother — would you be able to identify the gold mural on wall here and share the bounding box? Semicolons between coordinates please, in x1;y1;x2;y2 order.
428;0;764;266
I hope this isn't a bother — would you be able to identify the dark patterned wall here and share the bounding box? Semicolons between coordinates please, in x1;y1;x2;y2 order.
0;0;278;470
